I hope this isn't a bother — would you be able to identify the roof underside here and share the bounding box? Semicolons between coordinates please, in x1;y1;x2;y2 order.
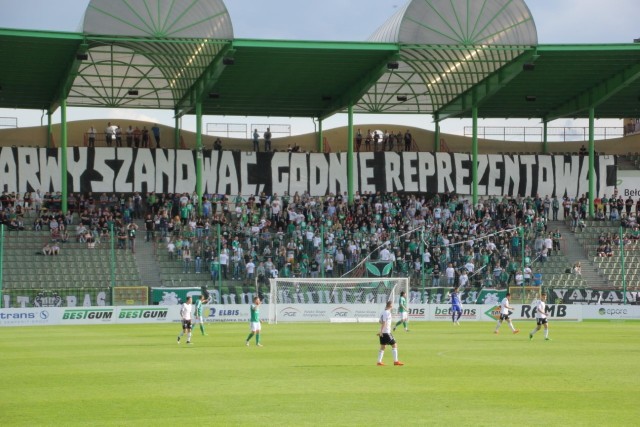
453;45;640;120
200;39;398;118
0;30;84;110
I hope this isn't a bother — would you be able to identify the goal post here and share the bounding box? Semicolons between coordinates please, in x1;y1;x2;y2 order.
267;277;409;324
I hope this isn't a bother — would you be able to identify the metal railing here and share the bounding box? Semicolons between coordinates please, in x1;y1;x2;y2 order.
464;126;624;142
205;123;248;139
0;117;18;129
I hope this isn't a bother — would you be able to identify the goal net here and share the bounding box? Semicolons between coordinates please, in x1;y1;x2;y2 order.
508;286;542;305
267;277;409;324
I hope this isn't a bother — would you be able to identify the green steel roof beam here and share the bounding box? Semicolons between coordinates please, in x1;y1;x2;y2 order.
435;49;538;120
545;61;640;122
320;52;400;120
174;42;234;117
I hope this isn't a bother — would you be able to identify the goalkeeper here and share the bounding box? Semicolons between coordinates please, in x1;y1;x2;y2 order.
393;291;409;332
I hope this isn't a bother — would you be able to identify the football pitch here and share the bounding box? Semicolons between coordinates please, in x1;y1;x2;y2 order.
0;320;638;426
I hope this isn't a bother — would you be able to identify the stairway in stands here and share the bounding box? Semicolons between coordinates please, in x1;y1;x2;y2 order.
131;219;162;288
550;220;609;288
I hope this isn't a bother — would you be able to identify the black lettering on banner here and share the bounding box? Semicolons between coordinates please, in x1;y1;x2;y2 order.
0;147;617;197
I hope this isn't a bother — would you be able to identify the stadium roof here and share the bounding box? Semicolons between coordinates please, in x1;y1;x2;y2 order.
1;0;640;123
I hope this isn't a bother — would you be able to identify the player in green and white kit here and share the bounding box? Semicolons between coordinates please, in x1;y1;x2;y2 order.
393;291;409;332
194;294;208;336
245;296;263;346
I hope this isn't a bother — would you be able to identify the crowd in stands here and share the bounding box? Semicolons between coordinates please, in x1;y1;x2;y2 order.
142;190;582;289
2;186;638;290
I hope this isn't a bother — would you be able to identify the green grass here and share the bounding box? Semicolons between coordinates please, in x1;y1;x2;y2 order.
0;320;638;426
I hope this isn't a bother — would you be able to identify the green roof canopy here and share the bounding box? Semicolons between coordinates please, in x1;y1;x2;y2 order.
1;0;640;123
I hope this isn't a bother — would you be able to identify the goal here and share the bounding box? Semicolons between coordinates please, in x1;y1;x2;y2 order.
267;277;409;323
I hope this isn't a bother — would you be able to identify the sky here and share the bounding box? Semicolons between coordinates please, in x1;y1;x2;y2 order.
0;0;638;138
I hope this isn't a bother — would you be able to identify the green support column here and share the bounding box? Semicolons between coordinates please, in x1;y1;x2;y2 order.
321;225;325;279
420;227;425;303
317;119;323;153
195;102;203;215
472;106;479;207
0;224;4;295
620;226;627;304
520;226;525;303
174;115;180;149
542;121;548;154
110;223;116;289
347;105;354;205
434;114;440;152
60;98;68;214
217;223;222;296
47;112;53;148
588;108;595;218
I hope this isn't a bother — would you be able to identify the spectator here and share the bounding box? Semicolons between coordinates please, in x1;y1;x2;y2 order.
87;125;97;147
141;126;150;148
573;262;582;276
42;243;52;255
355;128;362;152
365;130;372;151
404;129;412;151
133;126;141;148
252;129;259;152
264;128;272;151
167;239;176;260
182;246;192;273
210;256;220;282
151;124;161;148
115;125;122;147
144;214;155;242
127;222;138;253
105;122;114;147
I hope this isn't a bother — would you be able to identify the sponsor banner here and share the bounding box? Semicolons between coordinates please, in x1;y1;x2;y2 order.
482;304;583;321
204;305;249;323
117;307;170;323
0;147;616;197
549;288;640;305
431;304;481;321
582;305;640;320
480;304;584;321
277;304;387;322
3;304;637;327
0;308;56;326
514;304;582;321
61;308;115;324
614;170;640;198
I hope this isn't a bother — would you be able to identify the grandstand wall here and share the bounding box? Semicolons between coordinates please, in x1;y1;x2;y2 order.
2;119;640;155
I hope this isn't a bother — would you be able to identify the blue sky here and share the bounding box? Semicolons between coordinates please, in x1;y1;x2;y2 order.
0;0;638;136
